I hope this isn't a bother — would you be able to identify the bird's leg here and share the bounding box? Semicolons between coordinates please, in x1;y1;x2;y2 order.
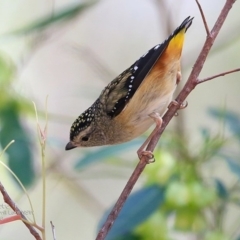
137;112;163;163
176;70;182;84
169;69;187;112
168;69;187;115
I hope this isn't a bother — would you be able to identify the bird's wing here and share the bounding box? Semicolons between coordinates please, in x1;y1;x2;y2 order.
100;16;193;118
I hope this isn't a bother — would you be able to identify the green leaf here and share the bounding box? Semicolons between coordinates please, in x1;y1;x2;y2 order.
75;138;144;170
0;102;35;187
98;185;165;240
8;1;97;35
110;234;142;240
198;135;226;163
0;55;14;85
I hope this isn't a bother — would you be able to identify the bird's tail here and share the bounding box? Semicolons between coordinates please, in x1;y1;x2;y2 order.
165;16;193;58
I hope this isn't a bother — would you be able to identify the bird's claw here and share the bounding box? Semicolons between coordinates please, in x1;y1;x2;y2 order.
138;150;155;164
169;100;188;117
179;101;188;109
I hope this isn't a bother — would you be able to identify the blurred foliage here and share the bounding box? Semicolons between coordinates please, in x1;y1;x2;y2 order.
0;0;99;188
98;185;165;240
90;109;240;240
0;1;239;239
6;1;98;36
75;139;144;170
0;54;35;187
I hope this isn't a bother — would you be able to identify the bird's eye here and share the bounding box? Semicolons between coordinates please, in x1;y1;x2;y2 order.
81;136;89;141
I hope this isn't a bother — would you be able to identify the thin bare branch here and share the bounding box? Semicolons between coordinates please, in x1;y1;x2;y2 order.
198;68;240;83
50;221;57;240
96;0;237;239
148;0;236;151
0;215;21;224
70;45;116;82
195;0;210;35
0;182;42;240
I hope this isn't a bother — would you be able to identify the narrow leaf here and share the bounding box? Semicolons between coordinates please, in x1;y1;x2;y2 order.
0;103;35;187
214;179;228;199
75;139;144;169
220;154;240;179
8;1;97;35
98;185;165;240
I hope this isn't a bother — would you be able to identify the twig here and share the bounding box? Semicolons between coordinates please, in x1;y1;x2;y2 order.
50;221;57;240
70;45;116;82
154;0;174;36
0;215;21;224
33;99;48;240
0;181;42;240
96;0;237;239
147;0;237;151
198;68;240;83
195;0;210;35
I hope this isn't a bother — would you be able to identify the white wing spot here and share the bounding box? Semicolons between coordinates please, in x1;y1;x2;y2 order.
134;66;138;71
154;44;160;50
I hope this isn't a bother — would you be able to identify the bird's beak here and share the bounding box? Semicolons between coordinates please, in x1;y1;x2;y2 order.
65;141;77;150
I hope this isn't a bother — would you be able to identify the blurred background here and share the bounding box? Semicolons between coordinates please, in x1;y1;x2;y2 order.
0;0;240;239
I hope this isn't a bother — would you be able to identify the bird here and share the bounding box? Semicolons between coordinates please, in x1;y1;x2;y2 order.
65;16;193;159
